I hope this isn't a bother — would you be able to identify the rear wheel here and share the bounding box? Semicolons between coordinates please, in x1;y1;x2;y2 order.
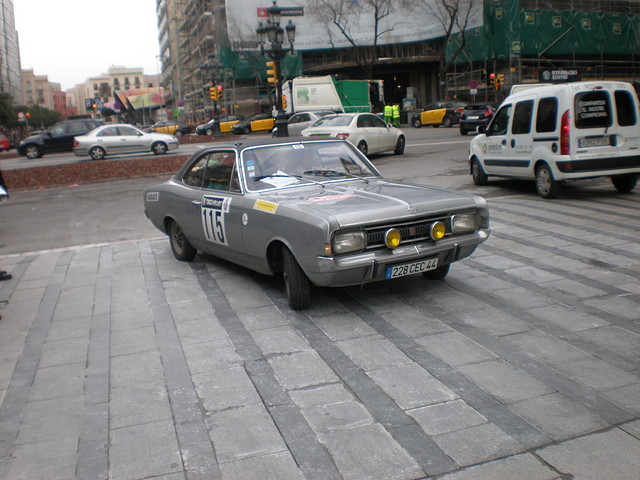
168;219;197;261
282;247;311;310
152;142;168;155
535;163;561;198
460;128;468;135
412;117;422;128
442;116;452;128
24;144;41;159
423;264;450;280
471;158;488;186
611;173;638;193
89;146;106;160
394;136;405;155
205;128;213;136
242;126;250;134
357;140;368;156
174;130;183;137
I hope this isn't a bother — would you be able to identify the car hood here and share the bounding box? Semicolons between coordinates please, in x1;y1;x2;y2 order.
261;179;482;227
19;132;49;144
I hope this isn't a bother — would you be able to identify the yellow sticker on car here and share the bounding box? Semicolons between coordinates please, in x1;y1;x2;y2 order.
253;199;279;214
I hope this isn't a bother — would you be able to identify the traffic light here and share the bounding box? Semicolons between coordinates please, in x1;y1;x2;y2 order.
281;95;287;109
266;60;277;84
210;86;218;101
488;72;495;87
496;73;505;90
216;84;224;100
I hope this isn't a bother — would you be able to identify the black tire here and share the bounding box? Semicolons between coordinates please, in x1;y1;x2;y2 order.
174;130;183;137
535;163;561;198
471;158;488;186
423;264;450;280
460;128;468;135
168;219;197;261
24;144;41;159
89;146;105;160
394;136;406;155
357;140;368;156
442;116;452;128
282;247;311;310
611;173;638;193
242;126;250;134
205;128;213;136
152;142;168;155
412;117;422;128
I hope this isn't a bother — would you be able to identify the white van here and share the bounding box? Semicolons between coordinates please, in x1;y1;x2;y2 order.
468;81;640;198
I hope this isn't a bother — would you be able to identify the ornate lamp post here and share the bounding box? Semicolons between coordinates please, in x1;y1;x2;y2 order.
256;0;298;137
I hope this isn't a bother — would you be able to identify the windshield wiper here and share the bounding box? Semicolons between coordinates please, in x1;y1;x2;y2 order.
303;169;369;184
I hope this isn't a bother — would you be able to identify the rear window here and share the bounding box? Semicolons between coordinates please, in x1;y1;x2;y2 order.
614;90;637;126
536;97;558;133
512;100;534;134
574;91;612;129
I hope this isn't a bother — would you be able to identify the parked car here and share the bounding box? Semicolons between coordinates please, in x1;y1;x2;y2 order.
17;118;104;159
459;104;498;135
0;135;11;151
195;115;245;136
301;113;405;156
143;138;491;310
411;101;466;128
147;121;191;137
272;111;336;137
469;81;640;198
73;124;179;160
230;114;276;134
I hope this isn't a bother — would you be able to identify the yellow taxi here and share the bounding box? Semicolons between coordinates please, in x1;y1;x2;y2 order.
230;114;275;134
147;121;191;136
195;115;244;135
411;102;465;128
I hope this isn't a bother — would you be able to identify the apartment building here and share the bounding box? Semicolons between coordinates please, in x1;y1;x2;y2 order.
0;0;23;104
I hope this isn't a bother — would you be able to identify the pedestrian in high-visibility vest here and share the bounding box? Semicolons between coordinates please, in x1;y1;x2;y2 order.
384;104;393;124
392;104;400;127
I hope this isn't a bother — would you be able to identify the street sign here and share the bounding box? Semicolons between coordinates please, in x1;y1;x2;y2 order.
469;80;478;89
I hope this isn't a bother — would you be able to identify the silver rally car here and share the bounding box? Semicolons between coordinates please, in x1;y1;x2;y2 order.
143;138;491;309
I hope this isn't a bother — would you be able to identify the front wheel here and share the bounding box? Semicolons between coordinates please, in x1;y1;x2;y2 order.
242;126;250;134
174;130;183;137
168;219;197;261
152;142;168;155
442;116;452;128
394;136;405;155
471;158;488;186
357;141;368;156
412;117;422;128
205;128;213;136
535;163;561;198
423;264;450;280
24;144;41;159
611;173;638;193
282;247;311;310
89;146;106;160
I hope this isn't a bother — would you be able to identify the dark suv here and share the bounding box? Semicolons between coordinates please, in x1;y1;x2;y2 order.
18;118;104;159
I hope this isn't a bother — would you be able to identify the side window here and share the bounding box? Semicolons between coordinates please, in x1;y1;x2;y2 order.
575;91;612;129
98;127;117;137
370;115;387;128
536;97;558;133
357;116;368;128
614;90;637;126
183;157;207;187
50;124;67;136
117;126;138;136
512;100;534;135
68;122;87;134
487;105;511;136
203;152;237;191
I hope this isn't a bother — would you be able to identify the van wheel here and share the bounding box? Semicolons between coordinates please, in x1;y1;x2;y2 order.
611;174;638;193
535;163;561;198
282;247;311;310
471;158;488;186
412;118;422;128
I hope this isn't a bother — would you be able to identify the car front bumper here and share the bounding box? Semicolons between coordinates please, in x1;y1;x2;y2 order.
306;229;490;287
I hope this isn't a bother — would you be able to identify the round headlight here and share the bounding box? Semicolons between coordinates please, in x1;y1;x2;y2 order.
430;221;446;240
384;228;402;248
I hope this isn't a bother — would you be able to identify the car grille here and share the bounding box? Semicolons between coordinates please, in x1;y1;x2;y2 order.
365;216;452;249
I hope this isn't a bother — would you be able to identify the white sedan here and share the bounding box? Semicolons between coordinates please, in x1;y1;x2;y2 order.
73;124;179;160
301;113;405;156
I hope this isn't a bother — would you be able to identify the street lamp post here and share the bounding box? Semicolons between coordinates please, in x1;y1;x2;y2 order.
256;0;298;137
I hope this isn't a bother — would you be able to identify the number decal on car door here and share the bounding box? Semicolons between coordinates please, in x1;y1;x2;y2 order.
201;196;231;245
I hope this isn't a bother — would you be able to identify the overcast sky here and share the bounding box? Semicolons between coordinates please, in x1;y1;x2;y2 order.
14;0;161;91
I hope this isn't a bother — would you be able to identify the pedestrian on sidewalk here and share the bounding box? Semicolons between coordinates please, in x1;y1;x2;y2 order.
0;167;11;282
384;104;393;124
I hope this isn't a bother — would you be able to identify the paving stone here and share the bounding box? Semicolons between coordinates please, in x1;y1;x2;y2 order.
29;363;85;401
536;428;640;480
310;313;379;341
300;400;374;434
380;308;452;338
458;360;555;404
529;304;609;332
415;331;496;367
433;423;524;467
182;339;241;374
218;452;304;480
234;305;290;331
109;419;183;480
408;399;487;436
510;393;610;441
318;423;424;480
502;330;589;365
174;317;227;345
110;307;153;331
16;395;83;444
578;326;640;360
602;383;640;416
552;357;638;391
4;437;77;480
168;297;216;324
46;316;91;342
490;287;553;310
38;337;88;368
621;419;640;440
193;365;262;412
110;350;164;388
288;383;355;409
205;403;288;464
583;295;640;320
453;307;531;337
337;335;412;372
438;453;559;480
268;351;339;391
110;383;172;429
367;363;457;409
251;325;312;355
110;326;157;356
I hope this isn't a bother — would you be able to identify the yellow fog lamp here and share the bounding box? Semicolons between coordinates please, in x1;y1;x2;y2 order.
430;221;446;240
384;228;402;248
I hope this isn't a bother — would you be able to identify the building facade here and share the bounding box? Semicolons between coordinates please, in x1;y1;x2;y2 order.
0;0;23;104
21;69;66;117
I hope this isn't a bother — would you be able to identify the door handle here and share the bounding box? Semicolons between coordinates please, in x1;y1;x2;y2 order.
191;200;202;206
501;139;507;146
511;139;516;148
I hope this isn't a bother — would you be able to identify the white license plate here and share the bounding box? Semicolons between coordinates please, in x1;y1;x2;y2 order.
386;258;438;279
578;136;611;148
467;115;479;120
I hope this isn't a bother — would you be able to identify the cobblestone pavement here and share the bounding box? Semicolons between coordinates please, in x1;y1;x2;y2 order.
1;191;639;480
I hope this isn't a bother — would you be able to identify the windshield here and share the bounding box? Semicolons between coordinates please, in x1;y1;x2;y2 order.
242;141;379;191
311;115;354;127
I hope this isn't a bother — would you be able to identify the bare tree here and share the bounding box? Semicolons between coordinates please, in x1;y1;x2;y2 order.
307;0;404;78
415;0;479;98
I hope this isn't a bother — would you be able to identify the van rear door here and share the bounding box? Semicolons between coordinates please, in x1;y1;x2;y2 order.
611;87;640;161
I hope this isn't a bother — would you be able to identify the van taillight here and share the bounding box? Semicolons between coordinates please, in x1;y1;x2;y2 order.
560;110;570;155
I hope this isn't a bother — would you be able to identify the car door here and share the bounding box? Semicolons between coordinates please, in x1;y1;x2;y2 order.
287;113;309;136
116;125;147;153
355;114;377;151
479;103;513;176
369;114;394;152
45;122;72;153
508;98;535;176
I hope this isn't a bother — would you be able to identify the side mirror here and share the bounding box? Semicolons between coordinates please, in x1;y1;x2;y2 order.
477;126;486;135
